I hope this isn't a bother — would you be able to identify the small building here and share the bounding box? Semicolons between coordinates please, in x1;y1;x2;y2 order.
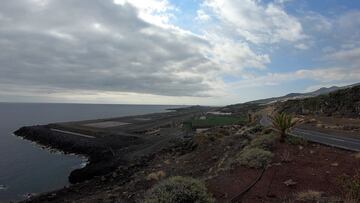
199;116;207;120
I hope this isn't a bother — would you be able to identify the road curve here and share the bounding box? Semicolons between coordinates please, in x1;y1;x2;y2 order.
260;116;360;152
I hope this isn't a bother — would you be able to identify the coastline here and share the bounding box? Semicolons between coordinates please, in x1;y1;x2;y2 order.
13;106;213;202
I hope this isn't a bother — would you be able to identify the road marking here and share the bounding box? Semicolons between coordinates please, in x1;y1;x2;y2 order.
51;129;95;139
261;115;360;151
294;128;360;142
327;137;346;142
292;130;360;145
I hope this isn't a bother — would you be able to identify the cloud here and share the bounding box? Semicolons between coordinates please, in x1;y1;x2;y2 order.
203;0;306;44
196;9;211;21
0;0;278;101
232;67;360;88
0;0;228;97
324;48;360;65
114;0;174;28
205;35;270;72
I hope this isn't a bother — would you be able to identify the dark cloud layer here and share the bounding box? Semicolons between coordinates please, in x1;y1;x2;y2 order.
0;0;217;97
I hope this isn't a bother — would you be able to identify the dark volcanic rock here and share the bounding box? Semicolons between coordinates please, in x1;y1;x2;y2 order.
14;126;106;155
69;158;125;184
14;126;143;184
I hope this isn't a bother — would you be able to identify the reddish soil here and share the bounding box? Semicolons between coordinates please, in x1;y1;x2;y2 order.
23;124;360;203
207;142;360;202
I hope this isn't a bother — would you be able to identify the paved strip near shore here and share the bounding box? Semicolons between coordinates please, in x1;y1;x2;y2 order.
83;121;131;128
260;116;360;152
51;129;96;139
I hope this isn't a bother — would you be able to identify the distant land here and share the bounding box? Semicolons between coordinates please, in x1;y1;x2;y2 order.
245;82;360;105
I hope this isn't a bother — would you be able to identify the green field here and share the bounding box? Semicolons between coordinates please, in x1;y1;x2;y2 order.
188;115;247;128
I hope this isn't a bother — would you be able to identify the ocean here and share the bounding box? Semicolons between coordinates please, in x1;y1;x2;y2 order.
0;103;183;202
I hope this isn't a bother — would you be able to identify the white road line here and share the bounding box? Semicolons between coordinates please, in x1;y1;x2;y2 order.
293;130;360;145
51;129;95;139
261;115;360;151
295;128;360;142
327;137;347;142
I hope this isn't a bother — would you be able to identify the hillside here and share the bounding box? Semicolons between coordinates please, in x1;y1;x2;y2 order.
247;82;360;105
277;84;360;118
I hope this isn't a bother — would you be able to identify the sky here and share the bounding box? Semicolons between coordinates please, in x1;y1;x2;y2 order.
0;0;359;105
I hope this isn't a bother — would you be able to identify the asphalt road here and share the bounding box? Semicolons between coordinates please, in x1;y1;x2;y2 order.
260;116;360;152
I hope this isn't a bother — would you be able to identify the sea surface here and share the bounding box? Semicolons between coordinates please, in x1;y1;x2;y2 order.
0;103;183;202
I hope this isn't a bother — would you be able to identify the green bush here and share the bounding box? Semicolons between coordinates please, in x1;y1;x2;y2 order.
286;135;308;146
237;147;273;168
249;134;277;149
144;176;214;203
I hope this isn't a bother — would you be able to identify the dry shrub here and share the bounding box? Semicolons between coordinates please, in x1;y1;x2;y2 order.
144;176;214;203
353;152;360;159
296;190;323;201
194;133;209;145
194;131;226;145
337;172;360;200
280;150;292;163
147;171;166;181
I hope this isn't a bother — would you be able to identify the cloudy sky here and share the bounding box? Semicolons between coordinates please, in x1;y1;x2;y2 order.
0;0;359;105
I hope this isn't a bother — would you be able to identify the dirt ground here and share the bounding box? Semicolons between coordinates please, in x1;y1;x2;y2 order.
107;124;360;202
20;122;360;203
208;142;360;202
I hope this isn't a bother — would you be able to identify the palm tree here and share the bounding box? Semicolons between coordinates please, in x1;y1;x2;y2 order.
270;112;298;142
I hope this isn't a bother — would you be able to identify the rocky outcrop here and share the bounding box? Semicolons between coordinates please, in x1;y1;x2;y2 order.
14;126;141;184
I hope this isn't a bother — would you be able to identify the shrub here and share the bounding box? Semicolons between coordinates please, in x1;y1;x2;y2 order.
286;135;308;146
270;113;298;142
144;176;214;203
249;133;277;149
194;133;209;145
236;147;273;168
147;171;166;181
280;150;292;163
296;190;323;201
194;130;227;145
337;172;360;200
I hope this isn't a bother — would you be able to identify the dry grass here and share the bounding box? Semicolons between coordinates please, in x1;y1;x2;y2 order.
296;190;323;201
146;170;166;181
280;150;292;163
353;152;360;159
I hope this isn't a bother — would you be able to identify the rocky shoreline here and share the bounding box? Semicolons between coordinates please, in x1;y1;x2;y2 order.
13;106;211;202
15;125;127;184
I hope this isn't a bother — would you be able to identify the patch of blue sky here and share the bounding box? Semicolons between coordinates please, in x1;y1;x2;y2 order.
168;0;203;33
279;0;360;19
265;45;326;73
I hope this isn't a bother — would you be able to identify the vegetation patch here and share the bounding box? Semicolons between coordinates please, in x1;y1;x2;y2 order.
249;133;277;150
286;135;308;146
144;176;214;203
189;115;247;128
147;171;166;181
337;172;360;200
296;190;323;201
236;147;273;168
270;112;298;142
